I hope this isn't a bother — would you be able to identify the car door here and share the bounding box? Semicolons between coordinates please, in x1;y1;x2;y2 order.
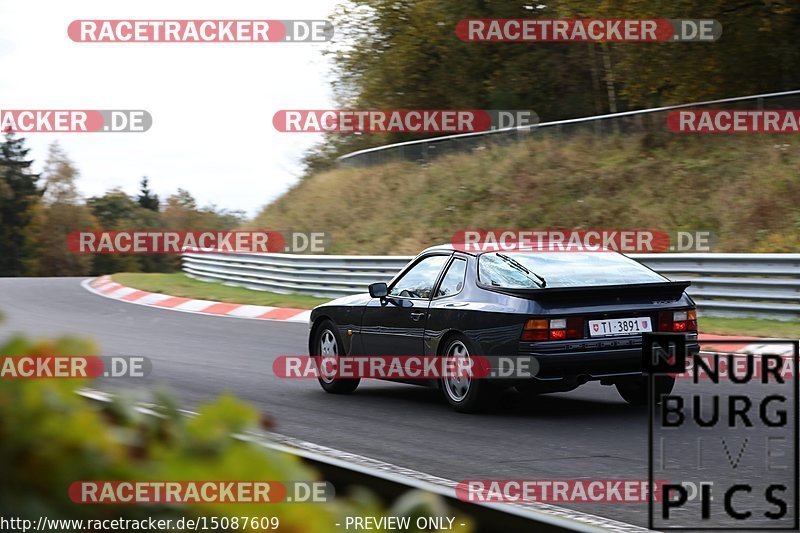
360;254;450;356
426;256;471;355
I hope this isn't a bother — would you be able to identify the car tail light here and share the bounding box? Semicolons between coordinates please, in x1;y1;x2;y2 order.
657;309;697;332
522;317;584;341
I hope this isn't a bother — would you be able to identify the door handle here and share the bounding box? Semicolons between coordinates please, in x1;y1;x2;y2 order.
410;312;426;321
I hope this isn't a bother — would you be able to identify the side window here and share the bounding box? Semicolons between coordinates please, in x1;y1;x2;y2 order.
389;255;449;299
436;258;466;298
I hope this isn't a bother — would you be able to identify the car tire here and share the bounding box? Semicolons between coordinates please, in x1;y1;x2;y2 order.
616;375;675;405
313;320;360;394
439;334;492;413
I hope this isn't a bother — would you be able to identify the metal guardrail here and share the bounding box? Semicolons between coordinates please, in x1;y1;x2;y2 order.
336;89;800;166
182;251;409;297
182;252;800;320
636;254;800;320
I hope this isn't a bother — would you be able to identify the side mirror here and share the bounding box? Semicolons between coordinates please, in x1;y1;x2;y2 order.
368;282;388;299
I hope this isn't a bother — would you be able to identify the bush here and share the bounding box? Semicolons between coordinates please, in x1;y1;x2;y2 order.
0;334;469;532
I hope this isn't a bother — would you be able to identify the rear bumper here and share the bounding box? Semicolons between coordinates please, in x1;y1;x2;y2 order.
527;343;701;380
483;334;699;383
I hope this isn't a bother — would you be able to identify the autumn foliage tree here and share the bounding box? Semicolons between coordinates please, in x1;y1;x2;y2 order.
34;143;98;276
306;0;800;169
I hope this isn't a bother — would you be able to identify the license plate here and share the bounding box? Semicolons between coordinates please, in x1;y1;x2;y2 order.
588;317;652;337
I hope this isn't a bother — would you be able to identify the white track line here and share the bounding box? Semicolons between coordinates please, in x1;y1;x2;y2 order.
78;388;652;533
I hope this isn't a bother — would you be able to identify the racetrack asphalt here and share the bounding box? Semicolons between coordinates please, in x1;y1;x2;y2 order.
0;277;795;529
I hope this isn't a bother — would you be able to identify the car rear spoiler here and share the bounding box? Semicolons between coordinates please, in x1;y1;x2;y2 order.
483;281;691;303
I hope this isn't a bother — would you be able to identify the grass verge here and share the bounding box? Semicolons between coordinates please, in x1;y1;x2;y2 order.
252;133;800;254
699;316;800;339
110;273;797;337
110;272;331;309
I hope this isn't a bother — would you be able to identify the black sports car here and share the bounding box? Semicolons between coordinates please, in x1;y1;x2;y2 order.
308;245;699;412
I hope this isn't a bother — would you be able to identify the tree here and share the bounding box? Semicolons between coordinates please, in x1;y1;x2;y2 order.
35;143;97;276
87;190;145;274
556;0;800;107
0;131;43;275
137;176;160;212
41;142;79;205
88;189;140;229
162;189;244;231
308;0;800;168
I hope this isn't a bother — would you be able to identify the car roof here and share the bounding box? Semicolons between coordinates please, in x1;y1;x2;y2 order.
418;244;629;258
418;243;478;256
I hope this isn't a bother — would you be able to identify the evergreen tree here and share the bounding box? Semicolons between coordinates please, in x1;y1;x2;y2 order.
137;176;159;212
0;131;43;275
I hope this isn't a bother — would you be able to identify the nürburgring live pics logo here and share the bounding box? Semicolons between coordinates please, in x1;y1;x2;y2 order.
645;333;799;530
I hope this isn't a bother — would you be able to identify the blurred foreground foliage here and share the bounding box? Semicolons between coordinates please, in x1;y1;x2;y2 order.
0;334;467;532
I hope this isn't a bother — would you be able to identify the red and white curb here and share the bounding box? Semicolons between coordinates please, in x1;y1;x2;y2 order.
699;334;796;357
80;276;798;350
82;275;312;323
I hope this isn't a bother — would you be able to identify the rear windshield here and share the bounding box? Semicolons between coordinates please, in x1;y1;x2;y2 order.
478;252;666;289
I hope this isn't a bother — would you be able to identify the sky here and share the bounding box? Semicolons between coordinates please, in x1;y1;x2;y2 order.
0;0;339;217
